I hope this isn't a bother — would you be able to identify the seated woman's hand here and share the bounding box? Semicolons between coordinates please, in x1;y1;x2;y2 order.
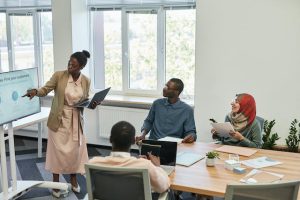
229;130;244;141
211;128;217;135
211;128;219;139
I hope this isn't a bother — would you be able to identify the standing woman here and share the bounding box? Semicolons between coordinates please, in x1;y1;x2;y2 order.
23;50;97;197
212;93;263;148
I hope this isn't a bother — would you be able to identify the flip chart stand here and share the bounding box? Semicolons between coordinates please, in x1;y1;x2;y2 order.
0;123;69;200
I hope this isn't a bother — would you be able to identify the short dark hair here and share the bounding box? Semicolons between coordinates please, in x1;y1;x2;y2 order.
170;78;184;94
110;121;136;150
71;50;90;67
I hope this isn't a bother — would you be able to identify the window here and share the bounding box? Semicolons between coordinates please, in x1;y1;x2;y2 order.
10;13;35;70
0;9;54;85
40;11;54;83
92;10;122;91
166;9;195;99
128;10;157;91
0;13;9;72
91;6;195;100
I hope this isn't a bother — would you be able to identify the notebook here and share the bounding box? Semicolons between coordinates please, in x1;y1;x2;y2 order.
176;152;205;167
141;140;177;175
73;87;111;109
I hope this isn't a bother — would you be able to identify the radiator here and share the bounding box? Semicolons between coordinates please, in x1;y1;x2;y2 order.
98;106;149;138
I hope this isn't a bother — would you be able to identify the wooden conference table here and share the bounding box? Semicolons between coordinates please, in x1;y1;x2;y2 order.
170;142;300;199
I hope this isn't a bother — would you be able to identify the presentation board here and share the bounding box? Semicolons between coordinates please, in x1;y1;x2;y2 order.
0;68;40;125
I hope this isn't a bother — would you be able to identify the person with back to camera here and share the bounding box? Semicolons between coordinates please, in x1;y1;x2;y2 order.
211;93;263;148
135;78;197;144
88;121;170;200
23;50;100;198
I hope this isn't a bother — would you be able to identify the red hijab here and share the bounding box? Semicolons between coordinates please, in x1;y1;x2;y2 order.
236;93;256;126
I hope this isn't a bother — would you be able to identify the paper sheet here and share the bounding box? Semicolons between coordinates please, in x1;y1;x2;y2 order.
240;169;284;183
241;156;282;168
215;145;258;157
158;136;183;143
211;122;234;137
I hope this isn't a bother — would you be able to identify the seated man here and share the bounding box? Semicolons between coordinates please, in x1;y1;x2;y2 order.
88;121;170;195
136;78;197;143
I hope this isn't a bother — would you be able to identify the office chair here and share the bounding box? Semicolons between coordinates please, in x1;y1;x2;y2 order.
224;180;300;200
255;116;264;134
85;164;168;200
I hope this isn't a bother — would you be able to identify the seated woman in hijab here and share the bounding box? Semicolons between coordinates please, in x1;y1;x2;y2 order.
211;93;263;148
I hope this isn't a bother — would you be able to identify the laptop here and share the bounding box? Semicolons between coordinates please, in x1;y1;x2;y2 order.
140;143;161;157
141;140;177;175
73;87;111;109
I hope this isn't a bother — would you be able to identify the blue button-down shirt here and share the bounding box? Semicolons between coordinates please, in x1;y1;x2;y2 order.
142;98;197;140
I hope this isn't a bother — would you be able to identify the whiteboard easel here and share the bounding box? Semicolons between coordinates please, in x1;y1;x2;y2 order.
0;117;69;199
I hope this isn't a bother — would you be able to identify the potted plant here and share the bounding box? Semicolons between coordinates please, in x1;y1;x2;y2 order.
262;119;280;150
285;119;300;152
206;151;219;166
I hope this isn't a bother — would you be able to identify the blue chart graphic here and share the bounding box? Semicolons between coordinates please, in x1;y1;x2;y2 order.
12;91;19;101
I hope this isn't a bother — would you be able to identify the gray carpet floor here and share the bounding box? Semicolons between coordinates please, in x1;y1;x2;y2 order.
2;134;221;200
3;136;111;200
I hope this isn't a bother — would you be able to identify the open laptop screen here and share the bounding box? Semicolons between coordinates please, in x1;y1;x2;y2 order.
141;140;177;166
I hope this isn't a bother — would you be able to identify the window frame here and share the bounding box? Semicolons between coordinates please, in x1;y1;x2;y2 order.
2;8;52;86
122;7;165;96
0;11;9;73
89;5;195;98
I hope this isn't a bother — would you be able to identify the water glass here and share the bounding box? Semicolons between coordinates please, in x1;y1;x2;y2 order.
229;154;239;162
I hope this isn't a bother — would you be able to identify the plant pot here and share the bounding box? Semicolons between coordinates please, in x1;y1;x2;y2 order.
206;158;215;166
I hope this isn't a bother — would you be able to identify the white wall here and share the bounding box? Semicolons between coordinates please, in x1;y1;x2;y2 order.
47;0;300;146
194;0;300;144
51;0;90;74
51;0;72;71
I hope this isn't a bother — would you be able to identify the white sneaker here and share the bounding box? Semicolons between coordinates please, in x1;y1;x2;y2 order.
72;184;81;193
52;190;60;198
52;190;69;198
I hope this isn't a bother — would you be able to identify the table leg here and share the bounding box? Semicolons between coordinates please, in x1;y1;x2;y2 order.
8;123;17;191
0;126;8;199
37;122;42;158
